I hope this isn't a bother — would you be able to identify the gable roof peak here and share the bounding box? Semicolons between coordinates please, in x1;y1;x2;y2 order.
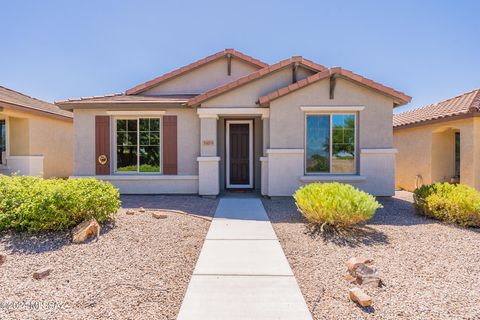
126;49;268;95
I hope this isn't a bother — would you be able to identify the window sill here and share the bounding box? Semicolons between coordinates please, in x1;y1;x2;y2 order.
299;175;366;182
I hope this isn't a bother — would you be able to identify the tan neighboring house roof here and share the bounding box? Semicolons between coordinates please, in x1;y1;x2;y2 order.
0;86;72;120
258;67;412;107
125;49;268;95
187;56;328;107
394;88;480;128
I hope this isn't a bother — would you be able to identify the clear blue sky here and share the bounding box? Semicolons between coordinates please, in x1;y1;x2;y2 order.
1;0;478;113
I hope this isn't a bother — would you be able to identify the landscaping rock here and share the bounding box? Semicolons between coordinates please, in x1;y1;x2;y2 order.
350;263;383;287
139;207;146;213
349;287;372;307
351;263;383;287
343;274;356;283
126;209;135;215
152;212;168;219
346;256;373;272
0;253;6;265
71;218;101;244
33;267;52;280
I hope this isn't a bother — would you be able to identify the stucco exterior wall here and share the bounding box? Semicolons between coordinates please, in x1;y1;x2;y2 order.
8;117;30;155
394;117;479;191
142;58;259;95
265;78;397;196
29;116;73;178
270;78;394;149
3;109;73;178
202;66;315;108
73;107;200;177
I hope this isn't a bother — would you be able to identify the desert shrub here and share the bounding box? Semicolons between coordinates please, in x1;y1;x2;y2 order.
293;182;382;229
413;183;480;227
0;176;120;232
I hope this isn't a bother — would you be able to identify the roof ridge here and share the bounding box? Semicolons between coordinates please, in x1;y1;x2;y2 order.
470;88;480;112
126;49;268;95
187;57;327;107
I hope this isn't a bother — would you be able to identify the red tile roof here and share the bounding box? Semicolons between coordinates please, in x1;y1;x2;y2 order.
126;49;268;95
187;56;327;107
394;89;480;128
0;86;72;119
257;67;412;107
56;94;196;110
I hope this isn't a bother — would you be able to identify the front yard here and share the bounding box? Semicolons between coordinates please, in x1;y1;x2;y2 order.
0;195;217;320
263;191;480;320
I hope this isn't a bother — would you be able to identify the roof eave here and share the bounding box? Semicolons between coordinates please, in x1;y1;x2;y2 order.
56;101;188;111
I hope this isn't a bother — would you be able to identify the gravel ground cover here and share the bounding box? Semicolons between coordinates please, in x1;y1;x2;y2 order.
263;191;480;320
0;195;218;320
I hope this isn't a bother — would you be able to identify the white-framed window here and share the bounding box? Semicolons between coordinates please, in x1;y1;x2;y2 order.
305;113;356;174
114;117;162;173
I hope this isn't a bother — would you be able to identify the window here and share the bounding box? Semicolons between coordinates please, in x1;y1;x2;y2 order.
306;114;356;174
454;132;460;178
116;118;161;173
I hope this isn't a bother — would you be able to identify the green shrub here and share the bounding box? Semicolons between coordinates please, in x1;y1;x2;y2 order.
293;182;382;228
413;183;480;227
0;176;121;232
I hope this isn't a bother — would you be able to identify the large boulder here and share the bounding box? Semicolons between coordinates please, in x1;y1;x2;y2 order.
71;218;101;244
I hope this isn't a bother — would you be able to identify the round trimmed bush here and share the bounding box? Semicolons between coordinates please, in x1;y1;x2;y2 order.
0;176;121;232
293;182;382;228
413;183;480;227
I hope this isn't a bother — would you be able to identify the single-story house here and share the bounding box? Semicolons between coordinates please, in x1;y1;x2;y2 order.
0;86;73;178
394;88;480;191
57;49;411;196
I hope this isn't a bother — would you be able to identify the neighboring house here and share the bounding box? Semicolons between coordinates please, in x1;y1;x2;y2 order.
0;86;73;178
57;49;410;196
394;89;480;191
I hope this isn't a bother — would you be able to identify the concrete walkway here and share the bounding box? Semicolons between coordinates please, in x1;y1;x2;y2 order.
177;197;312;320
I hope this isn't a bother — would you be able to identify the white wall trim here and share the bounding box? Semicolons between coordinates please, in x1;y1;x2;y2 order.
266;149;304;154
6;155;44;160
300;106;365;112
197;107;269;118
197;156;221;162
106;110;166;116
72;175;199;181
198;114;219;120
299;175;366;182
259;156;268;162
361;148;397;154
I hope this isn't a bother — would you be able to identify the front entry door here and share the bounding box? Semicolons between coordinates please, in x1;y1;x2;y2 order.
226;120;253;188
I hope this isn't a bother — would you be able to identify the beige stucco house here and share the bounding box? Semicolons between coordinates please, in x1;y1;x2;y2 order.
0;86;73;178
394;89;480;191
57;49;410;196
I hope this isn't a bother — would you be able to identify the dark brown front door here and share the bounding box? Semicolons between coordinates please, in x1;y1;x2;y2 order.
229;123;250;186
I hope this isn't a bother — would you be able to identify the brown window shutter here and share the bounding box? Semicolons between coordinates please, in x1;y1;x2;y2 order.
95;116;110;175
163;116;178;174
